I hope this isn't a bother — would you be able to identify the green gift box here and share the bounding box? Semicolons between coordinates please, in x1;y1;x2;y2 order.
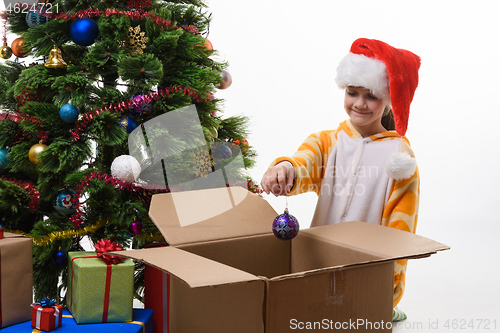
67;251;134;324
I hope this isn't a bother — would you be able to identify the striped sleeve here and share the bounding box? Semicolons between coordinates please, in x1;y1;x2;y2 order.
269;129;338;196
380;141;420;308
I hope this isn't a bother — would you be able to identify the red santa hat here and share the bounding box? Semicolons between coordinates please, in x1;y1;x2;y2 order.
336;38;421;180
335;38;421;137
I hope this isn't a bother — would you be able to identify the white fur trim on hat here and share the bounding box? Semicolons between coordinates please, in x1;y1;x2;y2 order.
385;152;417;180
335;53;390;102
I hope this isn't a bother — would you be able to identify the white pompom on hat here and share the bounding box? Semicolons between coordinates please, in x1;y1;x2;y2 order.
336;38;421;180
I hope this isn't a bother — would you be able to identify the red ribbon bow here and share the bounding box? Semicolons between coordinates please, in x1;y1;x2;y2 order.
94;239;123;265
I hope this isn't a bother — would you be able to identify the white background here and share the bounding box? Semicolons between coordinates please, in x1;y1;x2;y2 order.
2;1;499;332
208;1;500;332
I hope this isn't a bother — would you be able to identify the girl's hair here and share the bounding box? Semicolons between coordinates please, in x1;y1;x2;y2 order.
381;106;395;131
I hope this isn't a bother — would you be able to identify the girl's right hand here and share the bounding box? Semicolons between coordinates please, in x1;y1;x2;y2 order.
260;161;295;196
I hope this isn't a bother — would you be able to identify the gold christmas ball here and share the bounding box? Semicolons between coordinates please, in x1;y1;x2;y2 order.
11;37;30;58
29;143;47;164
0;42;13;59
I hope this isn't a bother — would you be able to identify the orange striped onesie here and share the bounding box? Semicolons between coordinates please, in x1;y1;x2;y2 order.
270;119;419;308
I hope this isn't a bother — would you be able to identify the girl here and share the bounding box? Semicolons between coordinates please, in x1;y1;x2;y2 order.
260;38;421;322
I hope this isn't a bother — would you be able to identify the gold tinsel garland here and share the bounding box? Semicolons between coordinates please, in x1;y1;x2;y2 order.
6;219;108;246
6;218;165;246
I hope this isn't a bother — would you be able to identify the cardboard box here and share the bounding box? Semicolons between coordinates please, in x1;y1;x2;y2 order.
0;232;33;328
112;187;449;333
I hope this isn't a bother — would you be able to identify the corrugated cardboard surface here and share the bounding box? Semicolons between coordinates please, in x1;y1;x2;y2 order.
178;233;290;279
109;187;449;333
0;233;33;328
149;187;276;246
266;262;394;333
300;222;450;262
114;247;261;288
169;277;265;333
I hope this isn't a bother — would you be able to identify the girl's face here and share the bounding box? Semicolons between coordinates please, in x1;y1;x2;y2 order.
344;87;387;137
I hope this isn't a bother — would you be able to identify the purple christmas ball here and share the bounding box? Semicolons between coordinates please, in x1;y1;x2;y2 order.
272;209;299;241
129;219;143;235
129;95;152;117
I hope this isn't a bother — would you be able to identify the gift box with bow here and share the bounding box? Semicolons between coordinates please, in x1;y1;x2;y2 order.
66;239;134;324
31;297;63;332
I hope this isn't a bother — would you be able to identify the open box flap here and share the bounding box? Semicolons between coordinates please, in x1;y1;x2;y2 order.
300;222;450;261
268;222;449;282
108;246;261;288
149;186;278;246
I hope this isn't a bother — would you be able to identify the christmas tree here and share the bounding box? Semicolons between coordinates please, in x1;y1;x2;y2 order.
0;0;261;303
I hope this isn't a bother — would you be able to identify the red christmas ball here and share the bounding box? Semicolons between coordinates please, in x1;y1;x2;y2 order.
11;37;30;58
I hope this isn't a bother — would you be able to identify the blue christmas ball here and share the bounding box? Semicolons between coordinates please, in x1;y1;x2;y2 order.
119;115;138;133
59;104;79;123
53;249;68;265
212;144;232;160
53;188;77;214
218;145;232;159
70;18;99;46
26;7;50;28
272;209;300;241
0;147;10;173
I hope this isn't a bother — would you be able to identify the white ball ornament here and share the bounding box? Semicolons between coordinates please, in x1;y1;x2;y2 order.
111;155;141;183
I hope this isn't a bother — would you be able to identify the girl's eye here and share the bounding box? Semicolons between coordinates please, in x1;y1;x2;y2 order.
347;91;356;96
367;94;378;100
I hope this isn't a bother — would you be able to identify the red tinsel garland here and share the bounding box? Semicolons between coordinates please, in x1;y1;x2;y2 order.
47;8;188;31
1;12;8;43
126;0;152;10
0;177;40;211
16;87;43;108
70;85;213;141
69;171;168;227
13;85;213;142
